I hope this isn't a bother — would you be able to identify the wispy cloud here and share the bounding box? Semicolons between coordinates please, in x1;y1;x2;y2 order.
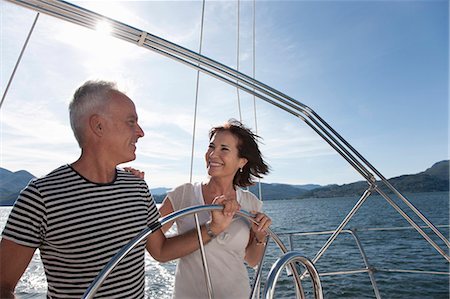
1;0;447;188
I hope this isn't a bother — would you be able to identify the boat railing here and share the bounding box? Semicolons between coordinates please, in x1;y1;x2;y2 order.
82;204;323;299
278;224;450;299
264;251;323;299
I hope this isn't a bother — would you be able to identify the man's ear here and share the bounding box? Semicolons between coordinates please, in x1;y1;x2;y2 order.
89;114;104;137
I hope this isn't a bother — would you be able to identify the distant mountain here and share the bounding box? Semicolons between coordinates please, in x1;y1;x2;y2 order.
151;187;171;203
151;187;171;195
423;160;449;181
1;161;448;205
150;182;315;203
292;184;322;191
248;183;312;200
153;161;448;202
299;160;449;199
0;169;35;206
0;169;175;206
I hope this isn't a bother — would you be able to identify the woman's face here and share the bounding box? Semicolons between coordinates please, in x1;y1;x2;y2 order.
205;130;247;180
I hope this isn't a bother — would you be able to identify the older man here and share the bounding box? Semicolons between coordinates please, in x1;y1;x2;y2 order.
0;80;238;298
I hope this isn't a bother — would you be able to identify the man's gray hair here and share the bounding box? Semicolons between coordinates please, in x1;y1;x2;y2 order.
69;80;119;147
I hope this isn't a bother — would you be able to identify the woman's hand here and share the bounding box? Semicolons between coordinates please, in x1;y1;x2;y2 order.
245;211;272;267
209;195;240;235
124;167;145;179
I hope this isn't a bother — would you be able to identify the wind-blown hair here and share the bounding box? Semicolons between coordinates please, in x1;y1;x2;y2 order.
209;119;270;188
69;80;119;147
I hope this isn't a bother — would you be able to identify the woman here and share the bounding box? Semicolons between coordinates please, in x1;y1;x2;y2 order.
160;119;272;299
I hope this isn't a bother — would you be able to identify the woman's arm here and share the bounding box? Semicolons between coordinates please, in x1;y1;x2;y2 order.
244;212;272;267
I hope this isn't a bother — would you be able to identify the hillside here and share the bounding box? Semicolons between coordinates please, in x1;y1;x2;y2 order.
152;183;319;203
150;161;449;202
1;160;448;205
0;169;35;206
300;160;449;199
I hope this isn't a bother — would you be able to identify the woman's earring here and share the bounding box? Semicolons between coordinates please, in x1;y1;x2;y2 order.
239;167;243;173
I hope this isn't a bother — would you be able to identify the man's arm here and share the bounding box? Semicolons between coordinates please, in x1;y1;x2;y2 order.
146;195;239;262
0;239;36;298
146;220;223;262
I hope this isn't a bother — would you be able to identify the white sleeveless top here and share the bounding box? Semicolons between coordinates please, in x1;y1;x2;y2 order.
167;182;263;299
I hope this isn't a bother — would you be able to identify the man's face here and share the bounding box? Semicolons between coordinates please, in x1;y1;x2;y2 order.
102;91;144;164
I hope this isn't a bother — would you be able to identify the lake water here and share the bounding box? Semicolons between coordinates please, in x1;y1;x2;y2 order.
1;192;448;298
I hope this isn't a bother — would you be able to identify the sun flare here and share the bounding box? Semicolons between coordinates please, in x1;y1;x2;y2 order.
50;3;143;72
95;20;112;36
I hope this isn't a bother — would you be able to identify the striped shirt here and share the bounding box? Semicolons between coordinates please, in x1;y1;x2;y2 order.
2;165;161;298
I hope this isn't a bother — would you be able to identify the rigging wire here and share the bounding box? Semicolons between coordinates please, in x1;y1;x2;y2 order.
0;13;40;110
252;0;258;134
189;0;206;184
251;0;263;201
252;0;258;135
189;2;215;298
236;0;243;121
236;0;263;200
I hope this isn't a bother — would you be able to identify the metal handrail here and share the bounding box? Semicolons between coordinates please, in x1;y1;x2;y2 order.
82;205;305;299
249;239;269;299
281;225;450;298
294;224;381;299
264;251;323;299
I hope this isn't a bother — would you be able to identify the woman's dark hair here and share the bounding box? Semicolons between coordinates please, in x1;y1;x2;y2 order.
209;119;270;187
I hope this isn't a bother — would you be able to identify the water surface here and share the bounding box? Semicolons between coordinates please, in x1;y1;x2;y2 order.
1;192;448;298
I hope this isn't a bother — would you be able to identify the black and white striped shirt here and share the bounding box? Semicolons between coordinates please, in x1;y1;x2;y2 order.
2;165;161;298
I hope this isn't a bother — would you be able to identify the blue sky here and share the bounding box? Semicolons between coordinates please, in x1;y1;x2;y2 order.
1;0;448;190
